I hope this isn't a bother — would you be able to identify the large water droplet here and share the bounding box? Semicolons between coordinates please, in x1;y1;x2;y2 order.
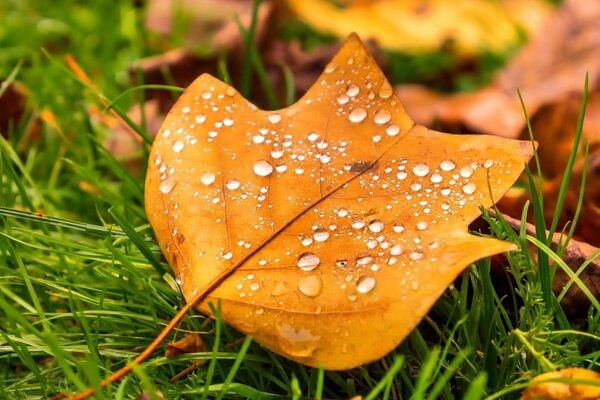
159;177;177;194
390;244;403;256
253;160;274;177
351;218;366;229
374;109;391;125
313;228;329;242
297;252;320;271
337;208;349;217
462;183;477;195
386;124;400;137
337;94;350;105
393;223;405;233
201;172;216;185
430;173;443;183
226;179;240;190
460;166;474;178
268;113;281;124
298;274;323;298
413;163;430;177
368;219;384;233
440;160;456;171
346;83;360;97
348;108;367;123
172;140;184;153
356;275;376;294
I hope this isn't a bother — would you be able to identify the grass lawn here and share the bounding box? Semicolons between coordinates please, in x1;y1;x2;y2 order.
1;1;599;399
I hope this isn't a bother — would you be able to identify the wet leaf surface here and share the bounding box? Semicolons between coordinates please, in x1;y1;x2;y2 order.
145;34;532;369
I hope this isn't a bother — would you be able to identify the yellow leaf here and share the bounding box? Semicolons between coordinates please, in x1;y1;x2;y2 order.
286;0;552;55
145;34;532;369
520;368;600;400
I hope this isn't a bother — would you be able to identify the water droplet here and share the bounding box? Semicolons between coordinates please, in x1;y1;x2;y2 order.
460;166;474;178
268;113;281;124
356;254;373;265
410;182;422;191
379;82;393;99
271;150;283;159
346;83;360;97
413;163;430;177
393;223;405;233
223;117;234;127
386;124;400;136
336;259;348;267
162;129;171;138
226;87;236;96
201;91;212;99
368;219;384;233
222;251;233;260
307;132;320;142
337;94;350;105
410;251;424;261
201;172;216;185
348;108;367;123
297;252;320;271
462;183;476;195
250;282;260;291
390;244;403;256
182;106;190;113
396;171;408;180
337;208;349;217
440;160;456;171
410;280;420;291
356;275;376;294
484;159;494;168
276;164;288;173
325;63;337;73
430;173;443;183
441;187;451;196
253;160;273;177
195;115;206;124
159;178;177;194
374;109;391;125
313;228;329;242
172;140;184;153
351;218;366;229
320;155;331;164
416;221;429;231
372;135;382;143
258;258;267;266
298;274;323;298
252;135;265;144
226;179;240;190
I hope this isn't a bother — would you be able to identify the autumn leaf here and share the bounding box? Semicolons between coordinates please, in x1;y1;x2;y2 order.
285;0;552;55
144;34;532;369
520;368;600;400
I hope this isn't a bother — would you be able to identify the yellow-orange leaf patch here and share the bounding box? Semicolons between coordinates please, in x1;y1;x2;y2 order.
145;34;532;369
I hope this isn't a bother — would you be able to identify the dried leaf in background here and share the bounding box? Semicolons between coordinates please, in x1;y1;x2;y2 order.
520;368;600;400
145;35;532;369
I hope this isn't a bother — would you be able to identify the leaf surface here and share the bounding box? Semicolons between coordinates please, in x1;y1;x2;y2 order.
145;34;532;369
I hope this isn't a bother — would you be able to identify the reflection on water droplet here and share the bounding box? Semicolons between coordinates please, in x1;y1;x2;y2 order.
460;166;474;178
253;160;273;177
297;252;320;271
351;218;366;229
413;163;429;177
410;182;422;191
349;108;367;123
356;275;376;293
440;159;456;171
368;219;384;233
393;223;405;233
298;274;323;297
430;173;443;183
356;254;373;265
201;172;216;185
307;132;320;142
337;208;349;217
410;251;424;261
374;109;391;125
268;113;281;124
159;177;177;194
172;140;184;153
386;124;400;136
416;221;429;231
313;228;329;242
396;171;408;180
195;114;206;124
346;83;360;97
462;183;476;194
390;244;403;256
225;179;240;190
223;117;234;126
337;94;350;105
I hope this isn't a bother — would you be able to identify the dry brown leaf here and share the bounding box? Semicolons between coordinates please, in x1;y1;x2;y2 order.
286;0;552;55
520;368;600;400
144;34;532;369
0;80;28;137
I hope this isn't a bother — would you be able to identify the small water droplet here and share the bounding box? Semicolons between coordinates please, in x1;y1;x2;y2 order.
182;106;190;113
297;252;320;271
410;182;422;191
223;117;234;127
346;83;360;97
410;280;420;291
386;124;400;136
307;132;320;142
393;223;405;233
430;173;443;183
268;113;281;124
298;274;323;297
159;177;177;194
396;171;408;180
325;63;337;73
441;187;451;196
460;166;474;178
162;129;171;138
440;160;456;171
195;114;206;124
374;109;391;125
271;149;283;159
253;160;273;177
276;164;288;173
175;272;184;285
484;159;494;168
416;221;429;231
462;183;476;195
250;282;260;291
201;172;216;185
172;140;184;153
356;275;376;294
379;82;393;99
337;208;349;217
320;155;331;164
372;135;382;143
410;251;424;261
226;179;240;190
252;135;265;144
368;219;384;233
337;94;350;105
222;251;233;260
351;218;366;229
313;228;329;242
348;108;367;123
356;254;373;265
201;91;212;99
413;163;430;177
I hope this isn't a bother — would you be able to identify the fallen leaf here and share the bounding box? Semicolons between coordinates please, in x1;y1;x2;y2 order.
144;34;532;369
286;0;552;55
165;333;206;359
499;213;600;315
0;80;28;137
520;368;600;400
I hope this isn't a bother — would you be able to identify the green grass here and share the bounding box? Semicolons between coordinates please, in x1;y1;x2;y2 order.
1;1;600;399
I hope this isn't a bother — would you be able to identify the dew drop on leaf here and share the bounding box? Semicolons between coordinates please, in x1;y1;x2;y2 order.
297;252;320;271
440;160;456;171
462;183;477;195
346;83;360;97
313;228;330;242
200;172;216;185
253;160;274;177
159;177;177;194
412;163;430;177
374;109;391;125
298;274;323;298
368;219;384;233
226;179;240;190
348;108;367;123
386;124;400;136
356;275;376;294
172;140;184;153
